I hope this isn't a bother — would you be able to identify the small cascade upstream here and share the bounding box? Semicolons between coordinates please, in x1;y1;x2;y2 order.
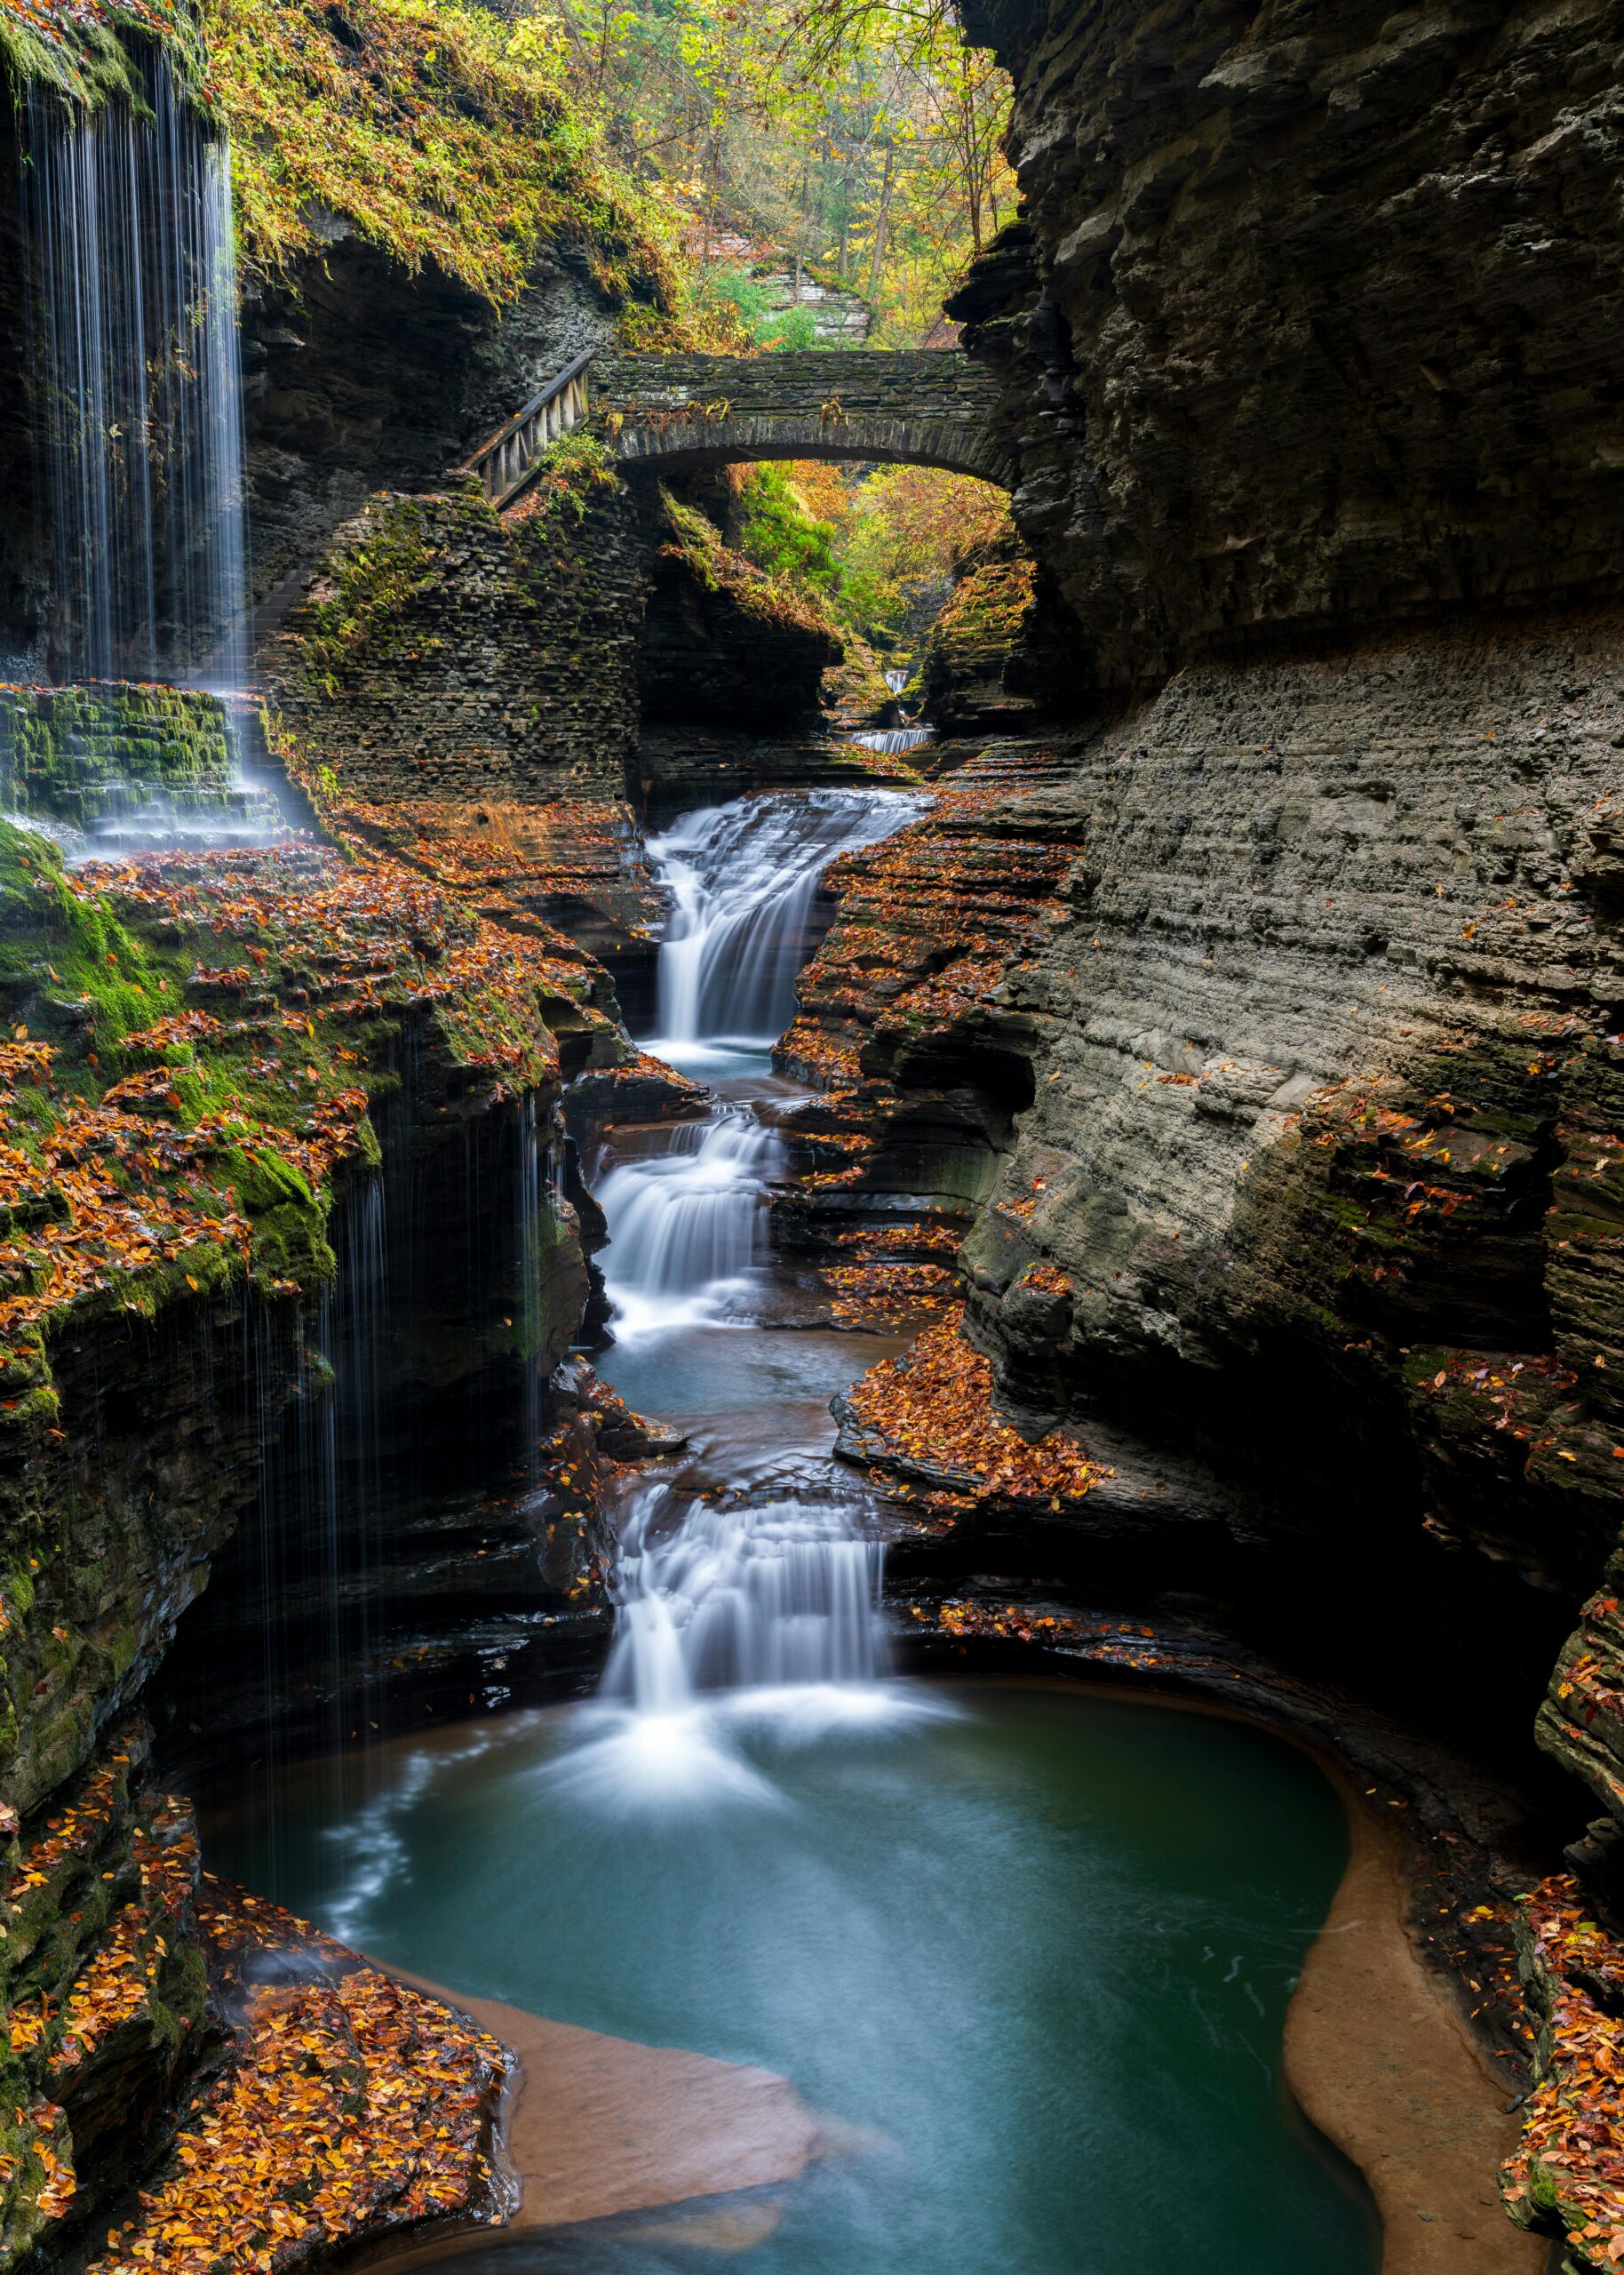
649;787;927;1058
851;723;934;754
594;1105;782;1336
596;787;925;1338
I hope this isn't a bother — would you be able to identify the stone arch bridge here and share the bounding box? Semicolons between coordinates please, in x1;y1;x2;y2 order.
464;348;1015;510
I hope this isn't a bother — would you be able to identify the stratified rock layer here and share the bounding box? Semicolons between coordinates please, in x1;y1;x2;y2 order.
953;0;1624;689
805;607;1620;1748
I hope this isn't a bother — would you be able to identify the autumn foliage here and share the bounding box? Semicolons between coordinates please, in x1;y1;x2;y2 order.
87;1880;508;2274
842;1306;1091;1515
1503;1876;1624;2271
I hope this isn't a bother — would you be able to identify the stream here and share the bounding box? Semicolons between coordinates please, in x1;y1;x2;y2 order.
203;789;1381;2275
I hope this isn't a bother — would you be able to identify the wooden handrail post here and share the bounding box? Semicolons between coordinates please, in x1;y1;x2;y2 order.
456;347;597;511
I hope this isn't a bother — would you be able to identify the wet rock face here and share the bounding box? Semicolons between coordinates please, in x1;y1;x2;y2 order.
638;485;843;733
952;0;1624;690
243;243;619;611
962;605;1620;1494
152;1083;599;1766
0;1736;207;2263
806;607;1620;1744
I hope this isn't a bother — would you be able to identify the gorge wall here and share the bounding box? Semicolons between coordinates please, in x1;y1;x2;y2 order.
951;0;1624;690
884;0;1624;1772
4;0;1624;2263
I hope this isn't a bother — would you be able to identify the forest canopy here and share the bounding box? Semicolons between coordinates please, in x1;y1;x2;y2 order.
553;0;1016;345
199;0;1013;347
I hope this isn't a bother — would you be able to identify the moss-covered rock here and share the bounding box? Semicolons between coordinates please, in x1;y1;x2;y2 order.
0;0;204;111
0;684;234;830
640;483;844;730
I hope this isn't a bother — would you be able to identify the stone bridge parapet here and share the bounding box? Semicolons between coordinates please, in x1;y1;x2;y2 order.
593;350;1015;489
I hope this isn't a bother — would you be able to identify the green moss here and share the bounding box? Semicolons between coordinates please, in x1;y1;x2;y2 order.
1;0;205;112
0;688;233;831
155;1933;208;2049
0;818;384;1330
506;430;619;536
657;484;844;646
249;1194;337;1289
297;502;441;697
204;0;676;307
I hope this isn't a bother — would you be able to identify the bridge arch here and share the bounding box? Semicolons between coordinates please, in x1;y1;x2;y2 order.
460;347;1017;510
595;350;1015;489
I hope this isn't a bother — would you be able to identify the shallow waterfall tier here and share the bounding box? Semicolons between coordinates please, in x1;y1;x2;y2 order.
593;1106;783;1337
850;725;933;754
647;786;929;1060
585;784;930;1726
601;1476;888;1712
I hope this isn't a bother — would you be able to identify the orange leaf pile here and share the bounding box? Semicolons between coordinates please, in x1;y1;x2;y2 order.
86;1880;511;2275
1502;1876;1624;2270
842;1305;1091;1513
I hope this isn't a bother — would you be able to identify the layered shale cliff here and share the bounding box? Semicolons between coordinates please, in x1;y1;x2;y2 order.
766;6;1624;2258
951;0;1624;688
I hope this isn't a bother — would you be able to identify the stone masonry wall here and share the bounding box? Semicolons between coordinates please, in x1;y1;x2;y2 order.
597;349;1016;485
260;480;646;802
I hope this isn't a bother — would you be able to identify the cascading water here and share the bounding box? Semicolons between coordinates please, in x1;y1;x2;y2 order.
594;1106;781;1336
601;1479;886;1710
649;787;927;1057
22;59;250;690
571;788;937;1797
851;723;933;754
596;788;925;1342
553;1457;912;1806
9;55;281;858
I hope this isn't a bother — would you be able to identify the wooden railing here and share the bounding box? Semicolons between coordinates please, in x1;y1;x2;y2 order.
459;347;596;509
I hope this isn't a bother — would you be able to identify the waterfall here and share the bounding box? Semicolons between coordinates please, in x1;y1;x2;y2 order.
551;1463;907;1808
22;58;250;691
851;724;934;755
560;786;940;1800
595;1108;781;1337
648;788;928;1054
602;1480;887;1709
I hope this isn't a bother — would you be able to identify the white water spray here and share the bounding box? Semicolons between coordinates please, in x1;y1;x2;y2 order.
850;725;934;755
648;788;927;1055
23;60;250;690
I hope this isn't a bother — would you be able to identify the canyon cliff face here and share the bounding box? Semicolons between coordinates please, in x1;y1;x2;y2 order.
952;0;1624;690
0;693;615;2257
793;1;1624;1798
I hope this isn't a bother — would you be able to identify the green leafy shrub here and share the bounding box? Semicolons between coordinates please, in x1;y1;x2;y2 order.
203;0;675;306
